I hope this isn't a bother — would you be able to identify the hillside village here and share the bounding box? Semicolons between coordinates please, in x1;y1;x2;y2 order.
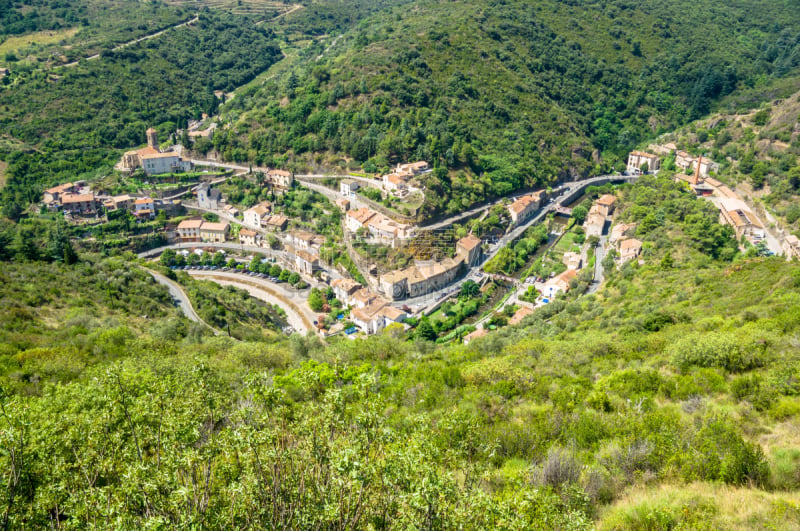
37;127;800;340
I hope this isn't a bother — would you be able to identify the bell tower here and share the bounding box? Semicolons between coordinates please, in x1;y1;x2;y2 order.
146;127;158;150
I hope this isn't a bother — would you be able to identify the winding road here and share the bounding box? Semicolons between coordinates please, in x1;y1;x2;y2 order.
145;268;222;335
62;15;199;67
186;271;317;336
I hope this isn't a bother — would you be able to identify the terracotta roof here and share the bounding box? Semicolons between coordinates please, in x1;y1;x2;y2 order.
347;207;377;225
140;152;180;160
269;169;292;177
458;234;482;251
248;203;271;216
629;151;658;158
380;269;411;284
201;222;229;232
60;193;94;204
295;249;318;263
146;127;157;133
509;306;534;325
135;146;160;157
239;229;257;237
509;194;539;215
45;182;74;194
379;305;406;321
332;278;361;292
177;219;203;229
264;215;288;226
291;230;316;243
620;238;643;251
134;198;153;205
597;194;617;206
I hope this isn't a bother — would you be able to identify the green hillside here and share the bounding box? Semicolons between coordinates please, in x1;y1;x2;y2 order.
0;12;282;219
221;0;800;215
1;199;800;526
650;86;800;236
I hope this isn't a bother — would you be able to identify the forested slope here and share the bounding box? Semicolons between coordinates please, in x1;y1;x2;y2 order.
0;13;282;219
219;0;800;214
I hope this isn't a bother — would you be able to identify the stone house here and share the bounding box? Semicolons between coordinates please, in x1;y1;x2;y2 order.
508;191;546;226
199;221;229;243
243;202;272;230
239;228;261;247
177;219;203;242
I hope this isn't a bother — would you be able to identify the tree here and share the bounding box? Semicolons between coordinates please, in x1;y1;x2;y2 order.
308;288;325;312
46;221;76;264
14;226;39;261
288;272;300;285
416;317;437;341
269;264;282;277
279;269;291;282
571;205;588;225
460;279;480;299
660;251;674;270
212;252;226;267
160;249;177;267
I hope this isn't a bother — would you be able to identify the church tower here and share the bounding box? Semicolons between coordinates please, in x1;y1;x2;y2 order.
146;127;158;150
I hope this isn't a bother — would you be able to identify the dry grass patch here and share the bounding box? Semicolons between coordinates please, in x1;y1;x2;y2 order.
599;482;800;530
0;28;79;56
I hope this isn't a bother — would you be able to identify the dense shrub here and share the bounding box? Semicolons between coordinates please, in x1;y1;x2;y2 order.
669;331;767;372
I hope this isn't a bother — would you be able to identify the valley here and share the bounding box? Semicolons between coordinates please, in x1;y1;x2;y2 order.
0;0;799;528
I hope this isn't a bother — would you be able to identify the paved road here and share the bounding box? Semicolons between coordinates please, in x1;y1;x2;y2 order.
145;268;221;334
189;159;250;171
187;271;317;336
63;15;198;67
297;178;368;211
398;174;636;308
587;235;607;295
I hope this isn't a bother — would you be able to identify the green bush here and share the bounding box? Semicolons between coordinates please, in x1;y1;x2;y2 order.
681;414;769;486
668;331;766;372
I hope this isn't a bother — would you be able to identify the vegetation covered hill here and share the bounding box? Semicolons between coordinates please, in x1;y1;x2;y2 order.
219;0;800;215
0;12;282;219
1;176;800;527
650;87;800;236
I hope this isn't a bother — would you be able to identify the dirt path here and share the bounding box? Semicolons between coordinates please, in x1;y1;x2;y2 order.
256;4;303;24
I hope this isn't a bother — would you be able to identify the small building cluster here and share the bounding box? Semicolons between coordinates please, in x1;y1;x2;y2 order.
176;219;230;243
379;235;482;300
43;181;180;220
783;234;800;260
508;190;547;225
626;151;661;174
380;161;429;197
242;201;289;232
584;194;616;237
331;278;408;335
263;169;294;191
542;269;578;299
617;237;643;264
717;197;765;244
346;207;415;248
117;128;192;176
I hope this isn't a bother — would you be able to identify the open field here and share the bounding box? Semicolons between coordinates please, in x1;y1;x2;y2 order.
0;160;7;188
0;28;79;56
